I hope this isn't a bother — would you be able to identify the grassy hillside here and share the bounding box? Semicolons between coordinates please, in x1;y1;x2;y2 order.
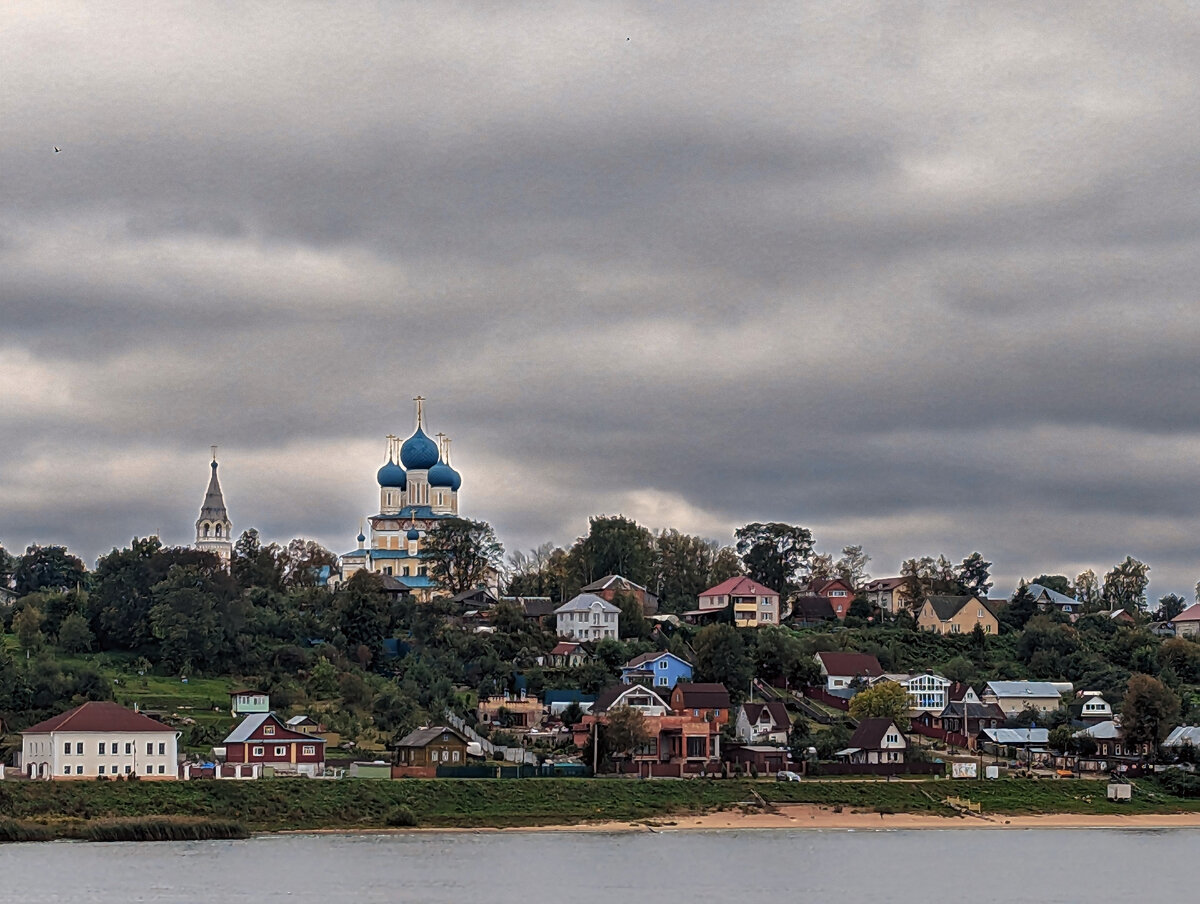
1;777;1197;835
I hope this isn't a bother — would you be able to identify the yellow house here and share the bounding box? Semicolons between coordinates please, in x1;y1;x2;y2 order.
917;595;999;636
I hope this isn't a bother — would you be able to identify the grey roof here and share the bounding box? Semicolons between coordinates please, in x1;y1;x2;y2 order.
1074;720;1121;741
592;684;670;714
924;595;986;620
1164;726;1200;747
848;718;906;749
1026;584;1078;607
197;461;229;521
554;593;620;614
393;725;469;748
939;701;1005;721
980;727;1050;745
223;712;272;743
985;681;1066;699
580;575;658;602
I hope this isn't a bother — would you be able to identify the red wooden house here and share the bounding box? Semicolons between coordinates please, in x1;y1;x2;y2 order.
222;712;326;776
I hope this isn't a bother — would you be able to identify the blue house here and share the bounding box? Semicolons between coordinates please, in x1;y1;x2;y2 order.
620;651;693;690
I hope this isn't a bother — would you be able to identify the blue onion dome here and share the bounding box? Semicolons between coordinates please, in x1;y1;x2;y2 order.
377;457;406;488
428;458;456;488
400;426;439;470
406;528;420;541
357;531;366;543
448;466;462;491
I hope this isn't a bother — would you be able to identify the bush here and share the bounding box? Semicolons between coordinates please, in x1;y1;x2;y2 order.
386;806;419;828
1156;769;1200;798
82;817;249;842
0;819;54;843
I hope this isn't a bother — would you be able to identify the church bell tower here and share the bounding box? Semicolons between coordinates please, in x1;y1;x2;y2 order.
195;446;233;565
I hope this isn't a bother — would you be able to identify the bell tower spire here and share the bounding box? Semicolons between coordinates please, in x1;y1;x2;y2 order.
195;447;234;565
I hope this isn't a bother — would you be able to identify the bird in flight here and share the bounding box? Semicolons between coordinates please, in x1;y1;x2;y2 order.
54;146;61;153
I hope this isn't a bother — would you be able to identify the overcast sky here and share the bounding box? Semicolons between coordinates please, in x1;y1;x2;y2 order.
4;3;1200;601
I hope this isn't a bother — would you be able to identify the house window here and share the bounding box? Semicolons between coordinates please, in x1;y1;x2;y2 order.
264;725;275;736
98;765;105;775
146;743;153;755
658;660;667;669
64;742;71;755
64;766;71;775
124;765;131;774
831;590;847;597
76;742;84;754
146;765;153;774
656;677;668;686
302;745;315;756
252;746;264;756
275;746;287;757
99;743;106;755
951;624;961;634
158;743;166;755
159;765;165;774
452;750;460;762
126;742;133;754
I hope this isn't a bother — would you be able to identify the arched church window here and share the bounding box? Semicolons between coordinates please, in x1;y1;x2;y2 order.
203;523;210;537
215;524;222;537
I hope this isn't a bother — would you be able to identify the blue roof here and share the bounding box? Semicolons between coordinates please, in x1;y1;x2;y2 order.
428;459;456;488
377;458;406;488
544;690;596;705
400;427;439;470
370;507;445;520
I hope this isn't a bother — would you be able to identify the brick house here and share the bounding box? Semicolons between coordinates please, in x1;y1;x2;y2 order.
222;712;326;776
805;578;855;620
580;574;660;616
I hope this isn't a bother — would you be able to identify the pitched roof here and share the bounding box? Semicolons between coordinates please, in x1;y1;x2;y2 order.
197;460;229;521
814;651;883;679
741;702;789;729
222;712;325;745
1074;720;1121;741
1026;584;1078;607
807;577;853;595
700;576;779;598
791;596;836;620
516;597;558;618
393;725;470;748
24;701;174;735
939;701;1005;721
581;575;653;597
1165;725;1200;747
1172;603;1200;623
924;595;986;620
863;576;910;591
673;682;731;709
592;684;670;713
848;718;904;749
985;680;1066;699
550;641;584;656
554;593;620;614
623;651;691;670
981;727;1049;745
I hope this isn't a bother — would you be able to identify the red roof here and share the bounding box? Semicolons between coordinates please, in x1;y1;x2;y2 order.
814;651;884;678
23;701;173;734
550;641;582;655
700;576;779;598
1173;604;1200;622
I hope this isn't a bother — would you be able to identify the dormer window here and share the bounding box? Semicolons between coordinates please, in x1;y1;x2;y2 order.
264;725;275;736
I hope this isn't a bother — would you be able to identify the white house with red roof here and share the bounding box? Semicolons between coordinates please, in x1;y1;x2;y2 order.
1171;603;1200;637
814;651;884;692
222;712;326;776
697;576;781;627
20;701;179;780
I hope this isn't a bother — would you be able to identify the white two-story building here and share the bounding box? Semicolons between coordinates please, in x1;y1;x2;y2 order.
19;701;180;780
554;593;620;641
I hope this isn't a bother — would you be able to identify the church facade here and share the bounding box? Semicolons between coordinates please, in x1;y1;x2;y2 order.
339;398;463;599
195;447;233;565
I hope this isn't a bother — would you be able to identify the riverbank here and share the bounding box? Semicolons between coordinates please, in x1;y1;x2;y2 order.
1;777;1198;838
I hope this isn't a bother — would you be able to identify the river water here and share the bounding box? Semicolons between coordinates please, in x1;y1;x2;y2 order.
0;828;1192;903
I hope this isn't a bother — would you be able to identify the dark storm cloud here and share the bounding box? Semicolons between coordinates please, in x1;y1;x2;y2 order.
4;2;1200;598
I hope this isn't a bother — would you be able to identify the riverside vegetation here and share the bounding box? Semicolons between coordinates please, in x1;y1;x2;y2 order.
1;777;1200;841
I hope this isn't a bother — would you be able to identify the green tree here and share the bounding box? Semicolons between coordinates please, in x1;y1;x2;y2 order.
568;516;655;590
1156;593;1188;622
1031;574;1072;596
13;605;44;652
231;529;285;591
653;529;742;613
693;623;753;702
280;538;338;588
560;701;584;727
835;545;871;589
1001;581;1038;632
603;705;650;765
848;681;910;729
957;553;993;598
1121;673;1180;750
57;611;94;653
329;571;392;664
787;715;814;763
13;545;87;595
1103;556;1150;613
423;518;504;595
148;565;230;672
734;522;814;599
1074;569;1101;611
1159;637;1200;683
612;591;650;640
0;544;15;585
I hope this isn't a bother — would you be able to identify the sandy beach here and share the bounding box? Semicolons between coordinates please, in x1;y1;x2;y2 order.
532;804;1200;833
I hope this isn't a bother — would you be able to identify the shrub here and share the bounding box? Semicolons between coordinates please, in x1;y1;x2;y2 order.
386;806;419;828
